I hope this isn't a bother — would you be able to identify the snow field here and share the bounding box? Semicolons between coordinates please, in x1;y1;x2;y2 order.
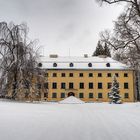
0;101;140;140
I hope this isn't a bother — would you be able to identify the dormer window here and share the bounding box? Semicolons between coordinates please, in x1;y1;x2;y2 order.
53;63;57;67
69;63;74;67
106;63;110;67
88;63;92;67
38;63;42;67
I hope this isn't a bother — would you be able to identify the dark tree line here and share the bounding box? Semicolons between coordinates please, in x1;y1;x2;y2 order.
93;41;111;57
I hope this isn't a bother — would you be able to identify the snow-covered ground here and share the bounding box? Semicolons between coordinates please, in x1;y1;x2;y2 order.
0;100;140;140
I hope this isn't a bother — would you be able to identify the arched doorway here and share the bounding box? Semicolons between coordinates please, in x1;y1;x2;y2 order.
68;92;75;97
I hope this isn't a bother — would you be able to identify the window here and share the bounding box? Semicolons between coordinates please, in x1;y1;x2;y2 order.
52;83;57;89
79;73;83;77
44;73;48;77
52;93;57;98
38;63;42;67
107;93;110;98
61;73;66;77
69;73;73;77
124;73;128;77
124;93;129;98
24;80;30;89
69;83;74;89
89;93;93;98
61;83;66;89
124;83;129;89
88;63;92;67
61;93;65;98
89;83;93;89
79;93;84;98
115;73;119;77
106;63;110;67
53;63;57;67
52;73;57;77
44;92;48;98
79;83;84;89
69;63;74;67
98;73;102;77
107;73;111;77
25;92;29;98
44;83;48;89
98;93;102;98
98;83;102;89
38;72;42;75
89;73;93;77
36;91;41;97
37;83;41;89
107;83;112;89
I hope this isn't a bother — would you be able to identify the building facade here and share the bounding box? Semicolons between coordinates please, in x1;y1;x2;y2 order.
40;55;135;102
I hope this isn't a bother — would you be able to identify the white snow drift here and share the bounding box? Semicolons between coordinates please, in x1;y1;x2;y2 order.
59;96;85;104
0;101;140;140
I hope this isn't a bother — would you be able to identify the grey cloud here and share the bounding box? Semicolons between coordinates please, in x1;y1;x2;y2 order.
0;0;124;56
57;23;77;40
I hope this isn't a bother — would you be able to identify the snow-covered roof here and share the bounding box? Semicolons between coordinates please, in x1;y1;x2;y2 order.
38;56;131;70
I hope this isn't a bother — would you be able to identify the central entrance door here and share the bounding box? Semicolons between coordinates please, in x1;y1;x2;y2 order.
68;92;75;97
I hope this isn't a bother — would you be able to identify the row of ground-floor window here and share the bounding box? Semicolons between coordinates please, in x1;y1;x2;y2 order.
44;92;129;99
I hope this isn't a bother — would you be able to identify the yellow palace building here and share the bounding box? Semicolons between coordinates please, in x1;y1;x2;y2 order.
39;54;135;102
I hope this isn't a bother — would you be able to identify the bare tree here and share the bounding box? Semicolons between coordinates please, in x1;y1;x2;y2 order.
96;0;140;50
100;7;140;50
0;22;44;100
96;0;140;17
96;0;140;100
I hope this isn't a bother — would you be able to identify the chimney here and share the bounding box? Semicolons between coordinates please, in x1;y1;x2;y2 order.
84;54;88;58
49;54;58;58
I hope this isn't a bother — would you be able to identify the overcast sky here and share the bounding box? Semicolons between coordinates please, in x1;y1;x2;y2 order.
0;0;124;56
